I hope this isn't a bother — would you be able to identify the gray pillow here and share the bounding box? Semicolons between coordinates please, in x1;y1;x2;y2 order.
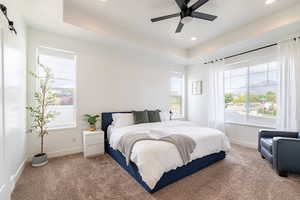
133;110;149;124
148;110;161;123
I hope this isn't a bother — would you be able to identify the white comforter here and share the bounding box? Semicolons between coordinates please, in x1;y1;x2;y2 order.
109;121;231;189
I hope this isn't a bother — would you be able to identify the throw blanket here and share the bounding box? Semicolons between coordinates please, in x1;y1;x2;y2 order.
117;132;196;165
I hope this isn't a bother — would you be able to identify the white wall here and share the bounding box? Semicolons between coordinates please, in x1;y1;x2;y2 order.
0;0;27;199
225;124;260;148
187;65;209;126
26;28;186;158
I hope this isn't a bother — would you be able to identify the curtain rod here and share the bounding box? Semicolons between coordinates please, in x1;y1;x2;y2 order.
204;36;300;65
0;4;17;34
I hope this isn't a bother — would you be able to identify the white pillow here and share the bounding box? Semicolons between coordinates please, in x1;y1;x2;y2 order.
112;113;134;128
159;112;170;121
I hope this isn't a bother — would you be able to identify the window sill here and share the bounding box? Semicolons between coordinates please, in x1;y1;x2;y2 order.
225;121;276;129
172;115;186;120
172;118;186;121
47;125;77;132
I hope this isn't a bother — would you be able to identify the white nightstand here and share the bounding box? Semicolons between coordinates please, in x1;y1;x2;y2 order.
83;130;104;157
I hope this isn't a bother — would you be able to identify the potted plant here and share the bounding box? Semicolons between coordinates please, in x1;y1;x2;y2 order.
84;114;100;131
26;64;59;167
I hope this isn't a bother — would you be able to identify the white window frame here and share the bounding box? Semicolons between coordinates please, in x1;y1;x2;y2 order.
224;56;279;128
36;46;77;130
170;71;185;119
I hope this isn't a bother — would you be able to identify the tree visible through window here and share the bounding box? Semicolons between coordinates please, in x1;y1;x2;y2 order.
224;61;279;127
37;47;76;129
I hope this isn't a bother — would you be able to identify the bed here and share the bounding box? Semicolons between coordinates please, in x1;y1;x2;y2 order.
101;112;230;193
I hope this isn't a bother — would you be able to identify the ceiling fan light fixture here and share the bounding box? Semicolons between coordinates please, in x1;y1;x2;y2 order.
265;0;276;5
181;16;193;24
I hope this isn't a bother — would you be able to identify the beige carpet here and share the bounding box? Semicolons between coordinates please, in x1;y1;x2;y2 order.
12;144;300;200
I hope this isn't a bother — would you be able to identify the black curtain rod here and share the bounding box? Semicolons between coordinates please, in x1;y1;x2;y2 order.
0;4;17;34
204;36;300;65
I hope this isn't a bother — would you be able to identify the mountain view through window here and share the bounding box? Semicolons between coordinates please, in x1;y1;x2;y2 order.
224;61;279;127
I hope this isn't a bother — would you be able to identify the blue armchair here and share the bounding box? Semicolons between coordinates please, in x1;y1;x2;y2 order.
258;129;300;177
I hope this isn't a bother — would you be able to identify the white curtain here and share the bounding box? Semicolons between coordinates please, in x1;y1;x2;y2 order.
277;38;300;130
208;61;225;131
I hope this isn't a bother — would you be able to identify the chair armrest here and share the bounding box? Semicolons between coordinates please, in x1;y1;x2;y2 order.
257;129;298;152
259;129;299;138
272;137;300;173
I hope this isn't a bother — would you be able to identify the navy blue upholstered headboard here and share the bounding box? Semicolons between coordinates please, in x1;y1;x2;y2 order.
101;112;132;141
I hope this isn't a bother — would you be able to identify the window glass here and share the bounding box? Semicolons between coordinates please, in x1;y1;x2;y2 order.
38;48;76;129
224;60;279;127
248;62;279;126
170;72;184;118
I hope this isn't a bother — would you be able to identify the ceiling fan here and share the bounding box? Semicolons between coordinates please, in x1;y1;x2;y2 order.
151;0;217;33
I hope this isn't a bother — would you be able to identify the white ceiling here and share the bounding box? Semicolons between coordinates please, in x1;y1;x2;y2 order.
65;0;299;49
23;0;300;64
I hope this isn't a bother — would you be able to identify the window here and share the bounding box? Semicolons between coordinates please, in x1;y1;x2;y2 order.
170;72;184;119
37;47;76;129
224;60;279;127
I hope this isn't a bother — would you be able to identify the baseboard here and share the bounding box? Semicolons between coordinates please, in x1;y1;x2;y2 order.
0;185;5;194
14;159;27;185
0;184;10;200
47;147;82;158
8;159;27;198
230;138;257;149
27;146;83;161
0;159;27;200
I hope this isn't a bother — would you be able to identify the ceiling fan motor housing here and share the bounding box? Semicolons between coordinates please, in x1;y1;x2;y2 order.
181;8;192;18
181;9;193;24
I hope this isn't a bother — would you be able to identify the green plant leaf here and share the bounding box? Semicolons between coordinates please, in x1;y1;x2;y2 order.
84;114;100;125
27;63;60;142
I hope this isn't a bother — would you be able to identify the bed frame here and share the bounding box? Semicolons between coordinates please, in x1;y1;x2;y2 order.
101;112;226;193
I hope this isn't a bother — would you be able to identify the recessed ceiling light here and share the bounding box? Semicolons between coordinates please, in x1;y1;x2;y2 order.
100;0;107;2
191;37;197;41
265;0;276;5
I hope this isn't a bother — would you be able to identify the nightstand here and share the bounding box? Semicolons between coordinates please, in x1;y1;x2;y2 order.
83;130;104;157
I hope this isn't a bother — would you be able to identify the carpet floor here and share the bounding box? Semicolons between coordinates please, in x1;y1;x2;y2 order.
12;144;300;200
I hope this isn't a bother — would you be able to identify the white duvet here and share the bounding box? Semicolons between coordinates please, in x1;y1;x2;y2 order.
109;121;231;189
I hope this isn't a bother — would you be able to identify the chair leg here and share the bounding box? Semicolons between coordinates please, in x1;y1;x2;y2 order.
277;170;288;177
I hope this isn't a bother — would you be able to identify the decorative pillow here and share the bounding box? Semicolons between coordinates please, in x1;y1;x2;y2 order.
148;110;161;123
133;110;149;124
112;113;134;128
159;111;170;121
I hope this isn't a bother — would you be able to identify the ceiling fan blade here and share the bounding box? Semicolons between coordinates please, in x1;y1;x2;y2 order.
191;12;217;21
190;0;209;11
174;0;187;10
151;13;180;22
175;22;184;33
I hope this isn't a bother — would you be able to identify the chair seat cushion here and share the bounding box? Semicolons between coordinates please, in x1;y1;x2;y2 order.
261;138;273;154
